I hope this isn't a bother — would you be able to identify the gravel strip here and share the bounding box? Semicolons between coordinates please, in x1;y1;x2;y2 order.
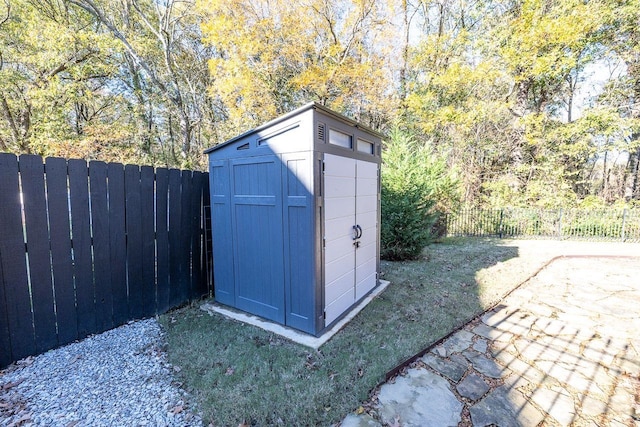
0;319;201;427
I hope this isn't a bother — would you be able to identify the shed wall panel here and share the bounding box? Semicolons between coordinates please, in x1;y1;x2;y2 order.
231;156;285;323
282;154;315;333
210;160;234;306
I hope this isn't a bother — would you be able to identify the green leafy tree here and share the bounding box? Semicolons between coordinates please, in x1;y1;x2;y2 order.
198;0;396;140
67;0;215;167
0;0;117;154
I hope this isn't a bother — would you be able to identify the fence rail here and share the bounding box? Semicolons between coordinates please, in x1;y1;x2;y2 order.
0;153;212;368
445;208;640;242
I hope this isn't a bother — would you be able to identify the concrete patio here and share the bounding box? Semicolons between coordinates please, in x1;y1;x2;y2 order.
342;256;640;426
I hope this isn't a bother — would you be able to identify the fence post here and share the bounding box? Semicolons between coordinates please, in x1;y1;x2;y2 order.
499;208;504;238
621;208;627;242
557;209;563;240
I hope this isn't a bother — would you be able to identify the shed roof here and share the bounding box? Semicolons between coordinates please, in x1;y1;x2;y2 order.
203;101;385;154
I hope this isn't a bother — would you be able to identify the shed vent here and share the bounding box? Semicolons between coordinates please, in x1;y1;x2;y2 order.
317;123;325;142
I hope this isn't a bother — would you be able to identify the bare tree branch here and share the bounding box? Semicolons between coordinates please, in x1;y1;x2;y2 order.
1;0;9;27
67;0;172;100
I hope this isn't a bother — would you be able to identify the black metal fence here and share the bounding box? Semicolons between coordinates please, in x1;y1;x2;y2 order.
445;208;640;242
0;153;212;368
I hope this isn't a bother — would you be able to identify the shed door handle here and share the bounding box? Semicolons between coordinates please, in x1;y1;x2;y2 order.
356;225;363;239
352;225;359;240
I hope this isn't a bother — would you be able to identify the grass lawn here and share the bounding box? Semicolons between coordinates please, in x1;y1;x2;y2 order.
160;238;564;426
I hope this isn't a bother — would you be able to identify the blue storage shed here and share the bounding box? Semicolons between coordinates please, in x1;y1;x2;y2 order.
204;102;382;336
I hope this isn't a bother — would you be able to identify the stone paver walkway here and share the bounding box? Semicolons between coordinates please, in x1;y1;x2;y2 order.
341;256;640;426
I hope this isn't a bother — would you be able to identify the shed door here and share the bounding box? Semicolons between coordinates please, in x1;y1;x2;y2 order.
323;154;378;325
354;161;378;300
230;156;285;323
323;156;357;325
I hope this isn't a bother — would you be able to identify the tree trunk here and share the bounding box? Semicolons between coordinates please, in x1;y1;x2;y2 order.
0;92;30;152
629;144;640;200
625;59;640;199
0;92;21;148
509;74;531;169
399;0;410;110
125;54;153;153
179;111;190;157
602;151;608;197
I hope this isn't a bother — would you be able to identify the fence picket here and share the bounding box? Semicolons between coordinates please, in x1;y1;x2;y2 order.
46;158;77;346
125;164;144;320
156;168;171;314
179;171;193;304
140;166;156;317
0;254;10;367
202;177;212;295
68;159;96;337
108;162;128;326
0;153;35;360
89;161;113;333
168;169;182;308
190;172;207;298
20;155;57;354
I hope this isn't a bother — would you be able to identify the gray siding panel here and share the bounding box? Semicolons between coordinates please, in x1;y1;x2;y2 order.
282;153;315;334
210;159;234;306
231;156;285;323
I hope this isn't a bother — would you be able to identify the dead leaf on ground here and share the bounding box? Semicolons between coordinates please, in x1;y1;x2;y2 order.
66;421;80;427
173;365;181;372
225;367;234;376
171;405;184;414
2;379;25;391
8;412;32;427
17;356;34;367
389;415;401;427
238;421;250;427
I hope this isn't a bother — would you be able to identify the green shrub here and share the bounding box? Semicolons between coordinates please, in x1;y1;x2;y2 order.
381;129;460;260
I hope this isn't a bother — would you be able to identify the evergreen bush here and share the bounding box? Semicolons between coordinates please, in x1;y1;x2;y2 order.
381;129;460;260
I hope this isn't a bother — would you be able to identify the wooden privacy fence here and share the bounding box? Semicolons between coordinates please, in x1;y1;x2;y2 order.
445;208;640;242
0;153;212;368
